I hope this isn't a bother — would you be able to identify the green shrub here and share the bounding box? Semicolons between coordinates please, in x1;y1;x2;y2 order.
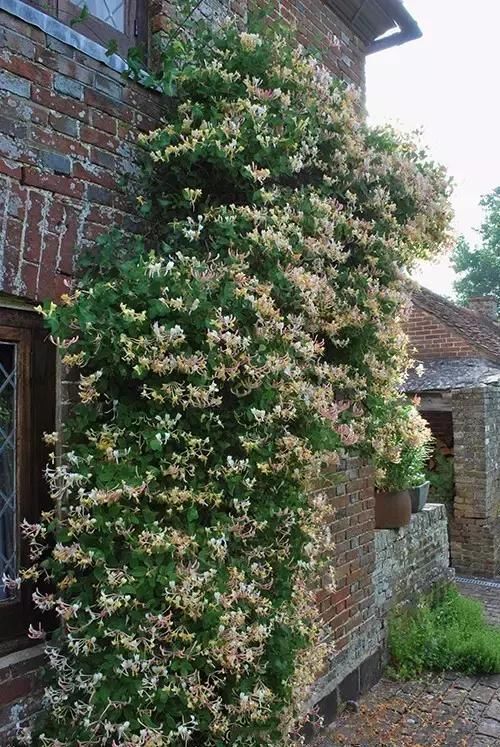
389;585;500;679
427;448;454;506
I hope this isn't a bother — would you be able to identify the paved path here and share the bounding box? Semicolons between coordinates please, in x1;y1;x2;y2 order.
317;673;500;747
315;579;500;747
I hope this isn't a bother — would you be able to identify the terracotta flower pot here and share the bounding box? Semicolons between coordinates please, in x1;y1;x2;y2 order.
375;489;412;529
409;480;430;513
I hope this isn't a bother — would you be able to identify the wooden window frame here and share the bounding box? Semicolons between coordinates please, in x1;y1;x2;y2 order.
0;309;55;648
23;0;148;58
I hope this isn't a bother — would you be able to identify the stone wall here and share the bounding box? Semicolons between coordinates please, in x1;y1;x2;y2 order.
374;504;451;634
451;385;500;577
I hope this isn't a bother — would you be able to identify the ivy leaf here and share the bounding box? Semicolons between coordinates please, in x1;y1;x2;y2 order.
69;4;90;26
105;39;119;58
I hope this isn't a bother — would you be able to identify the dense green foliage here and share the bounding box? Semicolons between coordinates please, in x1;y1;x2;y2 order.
19;13;451;747
427;448;454;506
453;187;500;304
389;585;500;680
371;398;433;492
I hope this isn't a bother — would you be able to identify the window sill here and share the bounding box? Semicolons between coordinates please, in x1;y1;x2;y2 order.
0;636;42;661
0;0;127;74
0;642;46;684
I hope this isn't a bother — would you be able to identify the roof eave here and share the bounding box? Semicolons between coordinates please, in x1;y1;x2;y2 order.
367;0;422;54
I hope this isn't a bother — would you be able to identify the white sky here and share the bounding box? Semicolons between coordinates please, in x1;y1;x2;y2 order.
366;0;500;298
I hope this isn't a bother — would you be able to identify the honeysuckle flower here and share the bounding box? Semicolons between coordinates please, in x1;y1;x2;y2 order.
27;16;450;747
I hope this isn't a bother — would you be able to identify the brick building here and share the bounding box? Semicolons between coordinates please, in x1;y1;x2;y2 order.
0;0;437;740
405;285;500;578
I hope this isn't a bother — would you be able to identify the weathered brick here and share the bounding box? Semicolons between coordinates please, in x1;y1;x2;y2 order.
21;166;84;198
0;156;21;179
38;150;72;175
0;26;36;59
48;111;80;138
54;72;84;100
0;69;30;98
45;36;76;58
32;85;88;121
73;162;116;190
33;125;87;158
94;72;123;100
20;260;39;296
37;233;60;298
23;190;47;262
89;109;118;135
58;203;81;270
0;53;52;87
84;88;132;121
81;124;119;151
0;676;32;706
86;183;114;205
0;90;48;125
89;146;118;170
0;114;27;139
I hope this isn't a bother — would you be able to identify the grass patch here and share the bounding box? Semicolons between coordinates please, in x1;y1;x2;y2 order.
388;584;500;679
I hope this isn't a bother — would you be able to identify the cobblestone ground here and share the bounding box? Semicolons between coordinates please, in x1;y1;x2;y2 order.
315;581;500;747
317;673;500;747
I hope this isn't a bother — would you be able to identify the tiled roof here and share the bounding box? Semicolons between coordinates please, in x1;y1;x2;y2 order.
404;358;500;393
411;285;500;363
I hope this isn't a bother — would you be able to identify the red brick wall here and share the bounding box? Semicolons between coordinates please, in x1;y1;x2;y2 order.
0;9;165;302
0;646;45;742
319;459;376;654
421;410;454;450
258;0;365;88
0;1;365;305
406;305;480;360
313;456;381;709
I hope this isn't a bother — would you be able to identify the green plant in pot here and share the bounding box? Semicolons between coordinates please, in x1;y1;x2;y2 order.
371;399;433;528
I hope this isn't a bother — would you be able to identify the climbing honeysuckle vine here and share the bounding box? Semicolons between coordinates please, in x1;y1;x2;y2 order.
19;14;451;747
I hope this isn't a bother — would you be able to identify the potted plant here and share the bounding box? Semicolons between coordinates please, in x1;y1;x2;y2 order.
371;399;433;528
408;474;431;514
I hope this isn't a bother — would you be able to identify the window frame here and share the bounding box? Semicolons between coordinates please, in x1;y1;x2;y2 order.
23;0;147;58
0;308;55;646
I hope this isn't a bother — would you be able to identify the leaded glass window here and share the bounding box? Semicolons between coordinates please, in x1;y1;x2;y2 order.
24;0;146;60
0;342;16;602
0;312;55;644
74;0;125;32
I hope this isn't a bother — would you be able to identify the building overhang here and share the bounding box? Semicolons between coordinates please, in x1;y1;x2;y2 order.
403;358;500;395
326;0;422;53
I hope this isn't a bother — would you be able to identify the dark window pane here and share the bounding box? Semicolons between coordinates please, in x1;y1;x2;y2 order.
0;342;16;602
